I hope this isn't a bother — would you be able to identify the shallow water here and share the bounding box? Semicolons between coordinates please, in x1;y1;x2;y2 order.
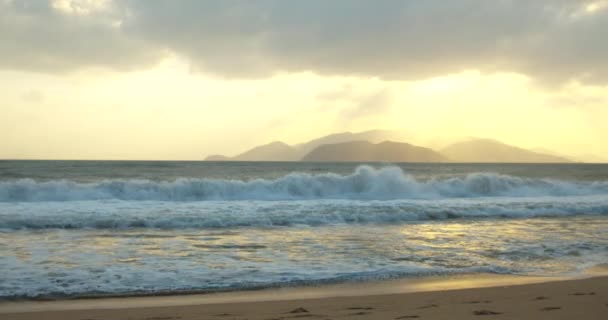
0;161;607;299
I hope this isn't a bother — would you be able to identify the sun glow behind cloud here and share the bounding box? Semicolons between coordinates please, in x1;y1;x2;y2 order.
585;1;608;13
0;0;607;160
50;0;111;15
2;56;606;160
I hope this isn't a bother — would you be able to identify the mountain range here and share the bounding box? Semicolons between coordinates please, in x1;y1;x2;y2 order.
204;130;576;163
302;141;446;162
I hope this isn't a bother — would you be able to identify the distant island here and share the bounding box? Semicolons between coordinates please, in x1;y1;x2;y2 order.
204;130;575;163
302;141;446;162
441;138;570;163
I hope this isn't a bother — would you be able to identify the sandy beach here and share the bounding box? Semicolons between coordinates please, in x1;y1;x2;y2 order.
3;0;608;317
1;275;606;320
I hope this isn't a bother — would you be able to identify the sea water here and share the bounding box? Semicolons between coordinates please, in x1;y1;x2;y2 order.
0;161;606;299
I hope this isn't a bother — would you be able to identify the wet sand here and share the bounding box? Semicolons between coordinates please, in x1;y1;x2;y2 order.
1;275;606;320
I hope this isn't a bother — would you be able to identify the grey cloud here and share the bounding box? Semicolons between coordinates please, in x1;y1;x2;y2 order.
1;0;607;84
0;0;159;72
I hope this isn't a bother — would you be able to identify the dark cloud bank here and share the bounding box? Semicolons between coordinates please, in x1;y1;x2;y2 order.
1;0;607;84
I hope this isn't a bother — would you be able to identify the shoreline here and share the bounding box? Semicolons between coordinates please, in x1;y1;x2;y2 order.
0;272;574;303
1;275;605;319
1;272;606;316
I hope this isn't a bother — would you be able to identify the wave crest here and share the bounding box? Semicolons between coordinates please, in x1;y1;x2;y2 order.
1;166;607;202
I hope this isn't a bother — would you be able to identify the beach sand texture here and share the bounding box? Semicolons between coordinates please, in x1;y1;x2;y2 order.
2;276;606;320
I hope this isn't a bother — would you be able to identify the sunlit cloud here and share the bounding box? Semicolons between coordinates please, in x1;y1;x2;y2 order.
0;0;607;85
0;1;606;160
585;1;608;13
50;0;112;16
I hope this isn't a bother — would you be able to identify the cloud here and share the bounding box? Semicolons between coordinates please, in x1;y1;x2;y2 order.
0;0;160;72
1;0;608;84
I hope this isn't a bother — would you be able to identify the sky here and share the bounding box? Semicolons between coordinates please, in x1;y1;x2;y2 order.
1;0;607;160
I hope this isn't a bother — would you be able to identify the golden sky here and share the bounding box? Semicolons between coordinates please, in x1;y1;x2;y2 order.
1;0;607;160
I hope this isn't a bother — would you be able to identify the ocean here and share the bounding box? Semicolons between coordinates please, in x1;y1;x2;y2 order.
0;161;607;300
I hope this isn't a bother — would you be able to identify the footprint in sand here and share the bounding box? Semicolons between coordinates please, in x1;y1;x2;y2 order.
540;306;561;311
464;300;491;304
288;307;309;314
473;310;502;316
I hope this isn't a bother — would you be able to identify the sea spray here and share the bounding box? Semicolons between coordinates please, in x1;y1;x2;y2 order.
1;163;607;300
1;166;607;202
1;195;607;230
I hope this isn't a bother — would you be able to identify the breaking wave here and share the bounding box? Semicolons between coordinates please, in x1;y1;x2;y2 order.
1;166;607;202
1;197;608;230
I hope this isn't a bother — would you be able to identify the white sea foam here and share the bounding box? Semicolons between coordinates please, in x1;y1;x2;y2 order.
1;166;607;202
2;165;607;300
0;196;607;230
1;217;606;299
